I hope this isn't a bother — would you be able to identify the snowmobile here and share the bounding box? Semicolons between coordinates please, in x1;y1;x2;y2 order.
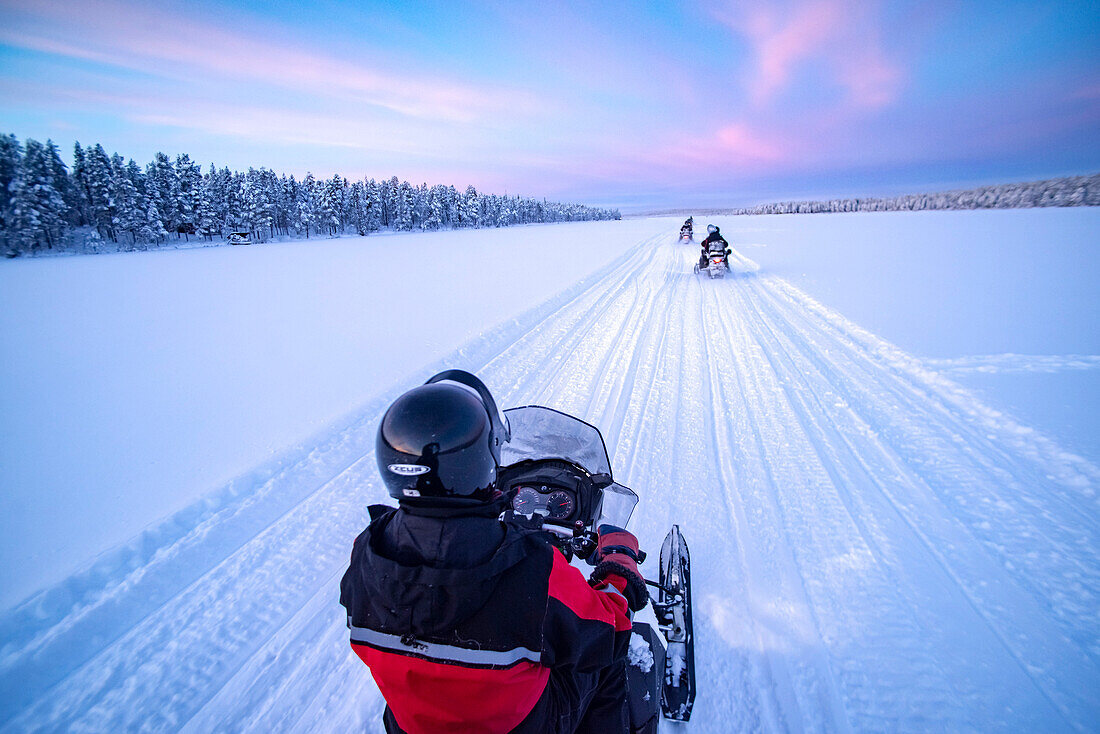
693;243;730;278
679;224;694;243
498;406;695;731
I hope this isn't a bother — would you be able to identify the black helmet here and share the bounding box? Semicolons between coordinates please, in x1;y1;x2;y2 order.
376;370;510;504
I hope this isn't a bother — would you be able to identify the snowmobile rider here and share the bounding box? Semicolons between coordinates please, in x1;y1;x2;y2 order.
680;218;693;241
340;370;649;734
699;224;731;270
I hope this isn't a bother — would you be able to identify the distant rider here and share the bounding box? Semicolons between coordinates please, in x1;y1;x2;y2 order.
680;217;694;240
340;370;649;734
699;224;730;270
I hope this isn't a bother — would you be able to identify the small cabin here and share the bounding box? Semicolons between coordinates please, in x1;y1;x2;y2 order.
227;231;252;246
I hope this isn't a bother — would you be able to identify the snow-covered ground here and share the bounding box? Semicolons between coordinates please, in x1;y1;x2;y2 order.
1;211;1098;732
0;220;644;607
711;208;1100;463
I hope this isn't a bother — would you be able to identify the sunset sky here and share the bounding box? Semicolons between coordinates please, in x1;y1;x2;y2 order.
1;0;1097;209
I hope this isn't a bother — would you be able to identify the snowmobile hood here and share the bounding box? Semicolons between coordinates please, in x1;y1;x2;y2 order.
351;505;534;637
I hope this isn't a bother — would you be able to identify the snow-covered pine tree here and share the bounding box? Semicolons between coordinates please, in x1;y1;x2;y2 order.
495;196;510;228
197;172;220;241
295;173;318;238
365;178;382;231
126;159;147;212
175;153;202;240
109;154;142;248
348;180;367;235
462;185;479;228
337;176;350;232
212;166;233;234
444;185;459;226
69;141;91;227
318;175;342;235
146;152;179;237
481;194;498;227
242;168;274;241
413;185;426;230
137;200;170;245
84;144;115;241
379;176;398;228
0;133;21;235
276;174;294;236
43;140;77;226
393;180;414;231
224;170;246;232
425;185;444;230
8;139;68;253
261;168;280;239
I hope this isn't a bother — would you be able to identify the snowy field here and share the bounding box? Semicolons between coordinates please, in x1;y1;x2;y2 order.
712;208;1100;463
0;220;644;607
1;210;1098;732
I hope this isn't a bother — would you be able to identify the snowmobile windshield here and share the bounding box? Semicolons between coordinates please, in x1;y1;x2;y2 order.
501;406;611;476
595;481;639;528
501;406;639;526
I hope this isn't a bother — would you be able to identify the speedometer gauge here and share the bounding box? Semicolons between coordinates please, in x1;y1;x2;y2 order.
512;486;540;516
546;490;574;520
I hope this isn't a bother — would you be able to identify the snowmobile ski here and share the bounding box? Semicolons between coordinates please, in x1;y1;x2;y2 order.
656;524;695;721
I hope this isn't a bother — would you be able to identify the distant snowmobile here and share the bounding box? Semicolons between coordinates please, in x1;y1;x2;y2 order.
694;241;730;278
679;217;694;243
498;406;696;730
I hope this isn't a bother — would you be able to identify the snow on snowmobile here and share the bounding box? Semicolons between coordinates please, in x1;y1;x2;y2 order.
498;406;696;730
694;242;731;279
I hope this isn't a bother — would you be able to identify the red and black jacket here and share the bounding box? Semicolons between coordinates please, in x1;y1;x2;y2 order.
339;502;634;733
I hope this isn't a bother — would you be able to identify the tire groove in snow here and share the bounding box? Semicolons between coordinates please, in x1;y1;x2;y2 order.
703;271;854;734
728;255;1096;729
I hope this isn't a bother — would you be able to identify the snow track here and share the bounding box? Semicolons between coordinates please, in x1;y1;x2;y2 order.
2;228;1098;732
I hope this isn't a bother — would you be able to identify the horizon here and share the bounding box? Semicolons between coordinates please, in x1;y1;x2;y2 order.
1;0;1097;210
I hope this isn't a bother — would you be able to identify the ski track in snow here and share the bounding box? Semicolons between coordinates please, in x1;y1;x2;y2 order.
924;353;1100;375
2;227;1098;733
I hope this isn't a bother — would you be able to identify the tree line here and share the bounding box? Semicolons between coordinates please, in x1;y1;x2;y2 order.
0;134;621;256
730;173;1100;215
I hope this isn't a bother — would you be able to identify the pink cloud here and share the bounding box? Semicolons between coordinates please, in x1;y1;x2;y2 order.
608;120;798;182
713;123;789;163
742;0;839;105
0;0;539;123
713;0;902;110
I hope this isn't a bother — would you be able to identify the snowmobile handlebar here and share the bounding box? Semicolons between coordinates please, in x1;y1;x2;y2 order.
538;519;647;564
531;518;600;560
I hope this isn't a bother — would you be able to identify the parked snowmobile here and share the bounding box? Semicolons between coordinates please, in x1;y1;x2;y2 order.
498;405;696;730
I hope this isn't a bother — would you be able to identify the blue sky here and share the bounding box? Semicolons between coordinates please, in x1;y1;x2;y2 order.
0;0;1097;209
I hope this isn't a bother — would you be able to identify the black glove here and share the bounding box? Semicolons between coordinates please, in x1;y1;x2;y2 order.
589;525;648;611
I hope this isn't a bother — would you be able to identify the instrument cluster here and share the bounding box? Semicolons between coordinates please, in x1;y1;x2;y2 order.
509;483;576;521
